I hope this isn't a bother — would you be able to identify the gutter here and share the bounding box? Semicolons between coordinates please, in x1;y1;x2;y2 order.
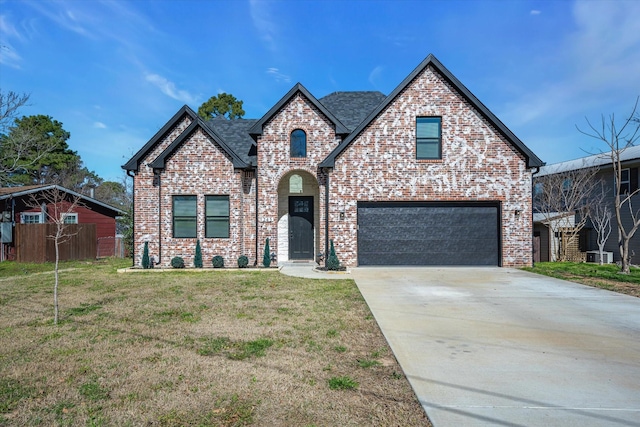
127;170;135;266
324;168;330;266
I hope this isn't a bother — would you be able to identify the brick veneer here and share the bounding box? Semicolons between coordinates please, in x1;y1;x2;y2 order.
329;65;532;267
131;64;534;268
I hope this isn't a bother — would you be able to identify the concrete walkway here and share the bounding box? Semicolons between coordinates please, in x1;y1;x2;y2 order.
350;267;640;427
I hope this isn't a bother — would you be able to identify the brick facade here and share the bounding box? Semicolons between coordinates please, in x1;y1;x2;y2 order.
127;55;540;268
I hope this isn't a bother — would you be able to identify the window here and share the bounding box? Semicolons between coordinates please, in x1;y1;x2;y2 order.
620;168;630;194
416;117;442;159
206;196;229;238
290;129;306;158
289;174;303;193
22;213;43;224
173;195;197;238
61;213;78;224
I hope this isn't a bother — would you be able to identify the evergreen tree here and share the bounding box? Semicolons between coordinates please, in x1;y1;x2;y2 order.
263;238;271;267
327;240;340;271
142;242;150;269
194;239;203;268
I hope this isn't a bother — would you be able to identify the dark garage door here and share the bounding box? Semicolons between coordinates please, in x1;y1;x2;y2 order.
357;202;500;266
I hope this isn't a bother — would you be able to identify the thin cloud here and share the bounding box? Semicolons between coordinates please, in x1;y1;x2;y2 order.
530;10;541;15
368;66;384;88
249;0;278;52
266;67;291;83
504;0;640;127
94;122;107;129
145;73;197;104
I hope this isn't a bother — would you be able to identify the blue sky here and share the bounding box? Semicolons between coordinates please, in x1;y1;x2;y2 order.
1;0;639;183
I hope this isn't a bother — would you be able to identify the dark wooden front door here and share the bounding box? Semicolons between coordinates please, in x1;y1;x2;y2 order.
289;196;314;260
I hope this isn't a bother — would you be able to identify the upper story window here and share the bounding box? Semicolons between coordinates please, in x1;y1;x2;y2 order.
416;117;442;160
290;129;307;158
621;168;630;194
205;195;230;238
173;195;197;238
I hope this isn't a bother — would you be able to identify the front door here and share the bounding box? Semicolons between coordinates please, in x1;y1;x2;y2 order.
289;196;314;260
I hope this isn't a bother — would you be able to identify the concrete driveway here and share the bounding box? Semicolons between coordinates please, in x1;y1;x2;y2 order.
351;267;640;427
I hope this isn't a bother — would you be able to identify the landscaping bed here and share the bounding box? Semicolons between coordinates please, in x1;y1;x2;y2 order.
0;258;429;426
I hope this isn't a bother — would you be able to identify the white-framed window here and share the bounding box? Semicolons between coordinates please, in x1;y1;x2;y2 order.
620;168;630;194
22;213;43;224
61;213;78;224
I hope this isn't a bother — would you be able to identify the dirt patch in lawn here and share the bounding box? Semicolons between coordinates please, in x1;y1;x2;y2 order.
0;260;430;426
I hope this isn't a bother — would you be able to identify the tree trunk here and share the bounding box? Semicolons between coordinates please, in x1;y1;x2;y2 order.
621;236;631;274
54;233;60;325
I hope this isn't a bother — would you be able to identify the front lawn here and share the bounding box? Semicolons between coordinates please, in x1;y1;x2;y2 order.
523;262;640;297
0;258;429;426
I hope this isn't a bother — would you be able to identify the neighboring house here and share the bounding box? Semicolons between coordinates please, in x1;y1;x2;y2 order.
0;184;125;261
534;145;640;264
123;54;543;268
533;212;577;262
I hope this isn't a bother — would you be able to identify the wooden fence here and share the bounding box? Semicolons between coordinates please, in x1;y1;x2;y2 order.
15;224;97;263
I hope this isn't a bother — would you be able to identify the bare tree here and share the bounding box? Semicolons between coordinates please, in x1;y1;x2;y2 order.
0;89;29;132
579;98;640;273
590;185;613;265
534;165;600;261
27;186;83;325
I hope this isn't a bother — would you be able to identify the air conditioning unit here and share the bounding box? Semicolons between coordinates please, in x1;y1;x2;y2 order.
586;251;614;264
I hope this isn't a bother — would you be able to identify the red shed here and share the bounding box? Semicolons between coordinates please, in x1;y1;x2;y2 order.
0;185;125;262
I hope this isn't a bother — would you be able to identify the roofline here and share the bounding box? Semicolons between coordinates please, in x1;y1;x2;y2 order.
248;83;350;137
319;54;544;169
122;105;198;172
148;118;250;170
0;184;126;215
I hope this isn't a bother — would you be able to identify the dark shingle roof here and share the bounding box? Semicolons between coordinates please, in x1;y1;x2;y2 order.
205;116;258;165
319;91;386;131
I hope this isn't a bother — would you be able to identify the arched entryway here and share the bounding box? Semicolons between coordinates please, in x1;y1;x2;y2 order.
277;170;320;262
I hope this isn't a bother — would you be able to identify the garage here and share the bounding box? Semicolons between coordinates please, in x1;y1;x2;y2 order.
357;201;501;266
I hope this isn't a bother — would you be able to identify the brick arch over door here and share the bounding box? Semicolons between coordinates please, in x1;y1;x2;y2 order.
277;170;320;262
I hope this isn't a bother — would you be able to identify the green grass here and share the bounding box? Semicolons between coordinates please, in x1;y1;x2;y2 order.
198;336;274;360
523;262;640;283
523;262;640;297
357;359;381;369
0;378;35;413
328;376;359;390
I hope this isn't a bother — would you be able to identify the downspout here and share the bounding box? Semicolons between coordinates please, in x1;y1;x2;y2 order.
255;164;259;266
158;172;162;265
531;166;541;266
127;170;135;267
324;168;330;266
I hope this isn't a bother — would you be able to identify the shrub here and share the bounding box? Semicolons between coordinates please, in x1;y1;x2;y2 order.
237;255;249;268
212;255;224;268
326;240;340;271
171;256;185;269
194;239;203;268
263;238;271;267
142;242;150;269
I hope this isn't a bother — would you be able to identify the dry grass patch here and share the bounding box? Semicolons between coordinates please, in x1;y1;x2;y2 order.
0;259;430;426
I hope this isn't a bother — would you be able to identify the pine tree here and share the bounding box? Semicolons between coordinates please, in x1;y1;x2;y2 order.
263;238;271;267
194;239;203;268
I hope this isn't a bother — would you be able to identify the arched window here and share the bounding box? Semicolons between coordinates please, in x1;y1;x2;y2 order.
290;129;306;158
289;174;303;193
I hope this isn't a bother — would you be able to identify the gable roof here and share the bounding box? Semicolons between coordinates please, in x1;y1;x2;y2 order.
319;91;386;131
248;83;350;137
319;54;544;169
148;116;250;169
0;184;125;217
122;105;198;173
535;145;640;177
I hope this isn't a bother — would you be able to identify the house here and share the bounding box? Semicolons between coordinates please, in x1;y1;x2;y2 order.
123;54;543;268
533;212;577;262
534;145;640;264
0;184;125;261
